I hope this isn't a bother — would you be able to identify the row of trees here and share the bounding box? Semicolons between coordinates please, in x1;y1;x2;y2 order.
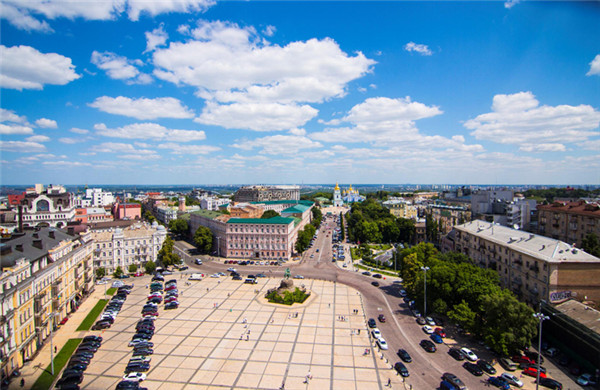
346;199;415;244
398;243;538;356
295;223;316;253
523;187;600;203
158;236;181;267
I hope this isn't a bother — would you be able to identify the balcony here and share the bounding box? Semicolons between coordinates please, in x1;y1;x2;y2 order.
529;265;539;273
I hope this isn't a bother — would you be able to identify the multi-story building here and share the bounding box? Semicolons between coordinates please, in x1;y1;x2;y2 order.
18;184;76;229
383;199;418;219
230;203;264;219
429;203;471;235
0;227;94;378
154;206;178;225
112;202;142;220
75;188;115;208
451;220;600;305
200;197;230;211
234;185;300;203
74;207;114;224
92;222;167;273
537;200;600;248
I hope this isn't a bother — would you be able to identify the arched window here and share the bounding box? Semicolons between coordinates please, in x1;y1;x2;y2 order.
36;200;50;212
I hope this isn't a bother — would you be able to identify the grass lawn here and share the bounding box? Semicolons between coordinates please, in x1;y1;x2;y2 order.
76;299;108;331
31;338;82;390
106;287;116;295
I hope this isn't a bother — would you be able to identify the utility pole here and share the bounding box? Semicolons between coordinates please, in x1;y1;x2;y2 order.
421;266;430;318
533;311;549;390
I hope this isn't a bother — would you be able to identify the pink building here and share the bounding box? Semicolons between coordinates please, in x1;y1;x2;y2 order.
113;203;142;220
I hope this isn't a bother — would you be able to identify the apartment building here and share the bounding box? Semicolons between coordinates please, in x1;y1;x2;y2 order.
537;200;600;248
452;220;600;305
92;222;167;273
234;185;300;202
429;203;471;235
0;227;94;379
382;199;418;219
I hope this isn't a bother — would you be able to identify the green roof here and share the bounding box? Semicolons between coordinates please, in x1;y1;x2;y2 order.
250;200;314;207
190;209;223;220
227;216;294;225
292;217;301;227
281;204;311;214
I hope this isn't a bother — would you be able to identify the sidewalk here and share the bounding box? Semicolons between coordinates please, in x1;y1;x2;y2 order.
9;285;111;390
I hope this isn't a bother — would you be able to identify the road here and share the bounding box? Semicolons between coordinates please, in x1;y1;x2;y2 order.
173;215;583;390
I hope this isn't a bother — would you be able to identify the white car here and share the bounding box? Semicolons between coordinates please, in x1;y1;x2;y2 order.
577;373;597;386
500;373;523;387
122;372;147;382
425;316;436;326
210;273;220;278
293;275;305;279
376;338;389;350
227;267;236;272
371;329;382;340
460;347;478;361
129;356;151;363
195;259;202;265
422;325;434;334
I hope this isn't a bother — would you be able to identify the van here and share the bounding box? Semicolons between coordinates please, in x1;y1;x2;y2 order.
244;278;258;284
195;259;203;265
188;274;203;280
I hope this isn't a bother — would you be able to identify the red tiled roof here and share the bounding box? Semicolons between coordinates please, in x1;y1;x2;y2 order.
537;200;600;217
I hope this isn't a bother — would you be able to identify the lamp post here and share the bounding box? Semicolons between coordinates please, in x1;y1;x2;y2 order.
49;312;57;375
533;312;549;390
421;266;430;318
216;236;221;258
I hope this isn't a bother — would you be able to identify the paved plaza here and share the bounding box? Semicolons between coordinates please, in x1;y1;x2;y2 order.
31;275;403;389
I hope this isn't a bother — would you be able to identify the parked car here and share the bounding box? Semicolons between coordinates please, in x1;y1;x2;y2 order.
442;373;467;390
499;357;517;371
131;348;153;356
368;318;376;328
371;329;382;340
422;325;434;334
420;339;436;352
487;376;511;390
460;347;478;361
416;317;427;325
448;348;465;361
165;302;179;310
122;372;147;382
434;327;446;338
371;281;380;287
91;321;111;330
477;359;496;375
125;363;150;373
512;354;535;365
378;314;386;323
425;316;436;326
500;373;523;387
522;367;547;378
394;361;409;377
376;338;388;350
430;333;443;344
536;377;563;390
463;362;484;376
397;349;412;363
577;373;597;386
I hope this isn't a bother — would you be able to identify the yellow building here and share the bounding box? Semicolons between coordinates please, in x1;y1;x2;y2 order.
382;199;418;219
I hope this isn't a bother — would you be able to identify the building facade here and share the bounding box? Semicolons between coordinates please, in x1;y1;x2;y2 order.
383;199;418;219
92;222;167;273
230;203;264;219
0;228;94;379
234;185;300;203
112;203;142;220
451;220;600;306
537;200;600;248
18;184;76;229
74;207;114;224
333;183;343;207
429;203;471;235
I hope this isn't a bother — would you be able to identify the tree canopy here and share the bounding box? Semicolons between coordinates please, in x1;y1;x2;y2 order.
158;236;181;266
347;199;415;244
168;218;189;236
194;226;213;254
581;233;600;257
311;207;322;229
261;210;280;219
144;260;156;274
295;224;316;253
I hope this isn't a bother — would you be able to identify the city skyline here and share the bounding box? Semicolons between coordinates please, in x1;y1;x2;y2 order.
1;1;599;185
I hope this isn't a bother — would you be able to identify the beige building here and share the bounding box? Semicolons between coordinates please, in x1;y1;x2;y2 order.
230;203;264;219
92;221;167;273
429;204;471;235
0;227;94;379
452;220;600;306
234;185;300;203
537;200;600;248
382;199;418;219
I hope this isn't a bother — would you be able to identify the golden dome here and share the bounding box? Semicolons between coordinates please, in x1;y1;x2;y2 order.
334;182;340;191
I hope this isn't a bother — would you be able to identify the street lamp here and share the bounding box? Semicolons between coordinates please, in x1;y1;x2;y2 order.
421;266;430;318
533;312;550;390
49;312;58;375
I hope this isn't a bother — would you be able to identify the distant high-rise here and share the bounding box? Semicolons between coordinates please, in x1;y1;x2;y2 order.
234;185;300;202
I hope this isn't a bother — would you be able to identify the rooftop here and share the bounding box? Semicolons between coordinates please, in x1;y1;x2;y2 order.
554;300;600;335
537;200;600;217
1;228;76;268
227;216;294;225
281;204;311;214
190;209;224;220
251;200;313;206
455;220;600;264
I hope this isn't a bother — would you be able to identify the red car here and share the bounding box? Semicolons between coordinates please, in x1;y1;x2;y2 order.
134;272;144;277
165;285;177;291
59;317;69;325
378;314;386;323
434;327;446;338
512;355;535;365
523;367;547;378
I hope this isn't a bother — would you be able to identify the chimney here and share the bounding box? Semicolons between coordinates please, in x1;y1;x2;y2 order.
68;227;75;236
49;230;55;239
16;244;24;252
0;244;11;255
18;205;23;233
33;239;43;249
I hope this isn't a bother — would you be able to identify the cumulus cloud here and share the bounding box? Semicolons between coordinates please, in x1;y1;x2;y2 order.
1;0;214;31
232;134;322;155
464;91;600;146
70;128;89;134
89;96;194;120
43;161;92;167
504;0;520;9
195;101;318;132
0;140;46;153
94;122;206;142
404;42;432;56
35;118;58;128
145;24;168;53
0;45;80;90
91;51;151;84
0;108;28;124
0;124;34;135
587;54;600;76
157;143;221;154
519;143;566;153
59;137;85;144
26;135;51;142
91;142;159;159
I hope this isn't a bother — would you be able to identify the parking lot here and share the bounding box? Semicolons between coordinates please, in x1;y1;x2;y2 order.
79;275;398;389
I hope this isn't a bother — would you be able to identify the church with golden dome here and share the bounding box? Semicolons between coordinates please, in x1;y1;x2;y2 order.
333;183;365;207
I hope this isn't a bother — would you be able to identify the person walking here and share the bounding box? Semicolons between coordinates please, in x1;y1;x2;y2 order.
20;378;25;388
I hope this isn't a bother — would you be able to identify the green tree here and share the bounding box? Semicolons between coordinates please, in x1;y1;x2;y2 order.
295;224;316;253
113;266;124;278
581;233;600;257
448;300;476;331
311;207;323;229
261;210;280;219
194;226;214;254
340;212;345;241
144;211;156;223
168;219;189;236
144;260;156;274
426;213;439;242
95;267;106;280
396;218;415;244
128;264;138;273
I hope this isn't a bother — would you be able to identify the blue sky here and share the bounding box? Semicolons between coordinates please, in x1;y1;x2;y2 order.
1;1;599;185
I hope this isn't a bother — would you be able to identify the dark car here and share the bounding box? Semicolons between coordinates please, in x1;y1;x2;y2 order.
147;297;162;304
80;340;101;347
442;373;466;390
232;275;242;280
448;347;466;361
536;377;563;390
91;321;111;330
487;376;511;390
132;348;153;355
72;351;94;359
61;368;84;378
477;359;496;375
524;350;544;364
76;345;98;353
116;380;142;389
430;333;443;344
420;339;436;352
371;281;380;287
66;363;88;371
372;273;383;279
463;362;484;376
56;373;83;386
397;349;412;363
165;302;179;310
125;363;150;372
132;333;153;340
378;314;386;323
69;356;90;365
416;317;426;325
368;318;376;328
394;362;409;377
362;271;371;276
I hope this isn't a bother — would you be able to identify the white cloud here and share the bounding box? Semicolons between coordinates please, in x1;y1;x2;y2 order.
587;54;600;76
404;42;432;56
0;45;80;90
35;118;58;128
90;51;151;84
504;0;520;9
263;25;276;37
59;137;85;144
232;134;322;155
43;161;92;167
0;108;28;124
26;135;50;142
519;143;566;153
94;122;206;142
145;24;168;53
0;123;34;135
89;96;194;120
465;91;600;146
70;128;89;134
153;20;375;105
1;0;215;31
195;101;318;132
0;140;46;153
157;143;221;154
91;142;159;158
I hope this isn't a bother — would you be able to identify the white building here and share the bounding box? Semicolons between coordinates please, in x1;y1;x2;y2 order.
19;184;76;229
333;183;343;207
75;188;115;208
92;222;167;273
155;206;178;224
201;197;230;211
